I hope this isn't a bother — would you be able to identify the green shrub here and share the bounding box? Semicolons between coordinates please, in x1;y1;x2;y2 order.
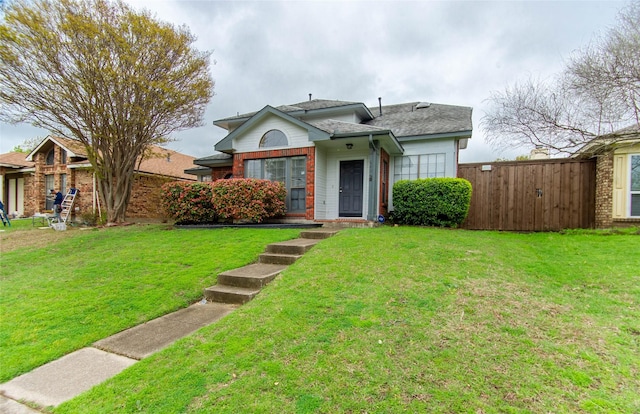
212;178;286;223
392;178;472;227
160;182;218;224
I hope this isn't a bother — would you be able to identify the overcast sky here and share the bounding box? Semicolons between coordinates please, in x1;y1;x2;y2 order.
0;0;627;162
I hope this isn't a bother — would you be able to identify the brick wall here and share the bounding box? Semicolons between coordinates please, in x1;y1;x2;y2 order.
24;142;194;221
127;174;177;218
22;174;37;217
72;170;97;220
595;153;613;228
212;166;233;181
33;146;72;212
233;147;316;220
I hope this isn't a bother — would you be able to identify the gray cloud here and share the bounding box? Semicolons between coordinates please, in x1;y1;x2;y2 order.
0;0;625;163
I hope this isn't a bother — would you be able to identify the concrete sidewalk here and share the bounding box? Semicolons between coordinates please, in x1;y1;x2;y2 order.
0;301;237;411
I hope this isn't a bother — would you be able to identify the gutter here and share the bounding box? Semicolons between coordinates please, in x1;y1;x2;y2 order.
398;130;473;142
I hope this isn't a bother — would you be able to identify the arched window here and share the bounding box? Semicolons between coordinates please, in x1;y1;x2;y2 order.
259;129;288;148
46;148;55;165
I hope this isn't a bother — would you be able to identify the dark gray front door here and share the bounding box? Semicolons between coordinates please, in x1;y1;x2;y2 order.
339;160;364;217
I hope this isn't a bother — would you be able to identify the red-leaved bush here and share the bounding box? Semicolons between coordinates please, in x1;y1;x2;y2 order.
161;182;218;224
212;178;286;223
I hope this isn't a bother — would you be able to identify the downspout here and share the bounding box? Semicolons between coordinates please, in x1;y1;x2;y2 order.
368;134;380;222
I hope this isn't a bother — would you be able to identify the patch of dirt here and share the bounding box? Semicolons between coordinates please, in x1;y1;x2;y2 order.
0;227;81;253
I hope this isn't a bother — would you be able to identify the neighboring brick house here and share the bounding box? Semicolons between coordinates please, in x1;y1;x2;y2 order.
0;135;196;219
0;152;36;217
574;125;640;228
187;98;473;222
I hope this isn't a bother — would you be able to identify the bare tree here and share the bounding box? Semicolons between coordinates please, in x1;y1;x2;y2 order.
483;1;640;155
566;1;640;129
0;0;214;223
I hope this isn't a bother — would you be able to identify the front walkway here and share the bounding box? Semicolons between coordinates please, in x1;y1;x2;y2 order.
0;229;337;412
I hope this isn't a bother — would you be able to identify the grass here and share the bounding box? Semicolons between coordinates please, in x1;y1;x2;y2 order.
0;223;301;381
51;227;640;413
2;225;639;412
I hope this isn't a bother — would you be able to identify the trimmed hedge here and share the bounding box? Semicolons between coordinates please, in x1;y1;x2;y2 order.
212;178;286;223
160;182;218;224
392;178;472;227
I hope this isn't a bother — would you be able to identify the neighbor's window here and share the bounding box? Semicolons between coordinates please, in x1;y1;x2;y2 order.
60;174;67;195
630;154;640;217
61;150;67;164
244;156;306;213
394;153;446;182
45;174;54;210
46;148;55;165
260;129;288;148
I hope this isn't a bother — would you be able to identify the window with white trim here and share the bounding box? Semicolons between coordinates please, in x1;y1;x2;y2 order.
260;130;288;148
245;156;306;213
630;154;640;217
394;153;446;182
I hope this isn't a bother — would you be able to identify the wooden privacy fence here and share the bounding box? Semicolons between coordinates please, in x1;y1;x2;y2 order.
458;159;596;231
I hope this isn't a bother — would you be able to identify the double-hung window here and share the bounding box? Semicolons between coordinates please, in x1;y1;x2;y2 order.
394;153;446;182
245;156;307;213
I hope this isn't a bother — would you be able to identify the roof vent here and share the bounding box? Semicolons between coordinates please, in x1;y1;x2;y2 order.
416;102;431;109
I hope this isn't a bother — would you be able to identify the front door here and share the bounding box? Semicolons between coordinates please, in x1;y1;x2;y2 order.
339;160;364;217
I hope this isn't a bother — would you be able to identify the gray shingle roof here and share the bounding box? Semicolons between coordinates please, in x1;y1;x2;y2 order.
365;102;472;137
213;98;473;141
307;119;390;135
286;99;360;111
194;153;233;162
215;99;362;123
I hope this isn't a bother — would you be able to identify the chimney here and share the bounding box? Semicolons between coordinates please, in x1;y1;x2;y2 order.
309;93;312;101
378;97;382;116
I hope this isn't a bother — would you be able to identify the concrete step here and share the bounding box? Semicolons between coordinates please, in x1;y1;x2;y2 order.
259;252;301;265
264;238;320;255
217;263;288;288
299;229;340;239
204;285;261;304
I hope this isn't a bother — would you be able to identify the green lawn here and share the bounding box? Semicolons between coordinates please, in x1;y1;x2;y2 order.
0;224;301;381
3;225;639;413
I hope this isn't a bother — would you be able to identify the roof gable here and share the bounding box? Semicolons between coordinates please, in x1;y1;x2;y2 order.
214;105;330;152
21;135;195;179
26;135;87;161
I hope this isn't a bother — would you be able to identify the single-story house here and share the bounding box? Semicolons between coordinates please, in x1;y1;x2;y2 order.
0;135;196;219
189;98;472;222
573;125;640;228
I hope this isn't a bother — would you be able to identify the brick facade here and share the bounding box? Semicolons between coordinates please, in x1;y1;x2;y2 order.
20;142;193;220
594;153;614;228
233;147;315;220
211;166;233;181
127;174;177;219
